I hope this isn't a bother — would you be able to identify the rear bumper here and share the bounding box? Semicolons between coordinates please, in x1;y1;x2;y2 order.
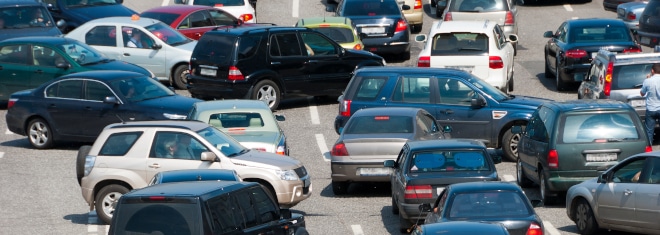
547;173;603;192
560;63;591;82
403;11;423;25
331;161;392;182
361;33;410;55
400;201;430;222
187;75;251;100
637;31;660;47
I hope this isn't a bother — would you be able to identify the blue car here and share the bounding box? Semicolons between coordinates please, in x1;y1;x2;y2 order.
0;1;64;41
44;0;136;33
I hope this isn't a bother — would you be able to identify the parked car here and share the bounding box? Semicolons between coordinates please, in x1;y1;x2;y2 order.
386;139;501;232
638;0;660;47
399;0;423;33
173;0;256;23
412;221;510;235
335;66;551;161
604;0;643;12
441;0;518;54
295;16;364;50
109;181;308;235
543;18;641;91
148;169;241;186
0;36;153;104
141;5;250;41
419;181;544;235
415;20;517;93
617;1;647;35
0;0;64;41
329;0;411;59
5;71;200;149
187;99;289;155
330;107;451;195
65;16;197;89
565;152;660;235
42;0;136;33
77;120;311;224
187;25;385;110
578;49;660;120
514;100;652;205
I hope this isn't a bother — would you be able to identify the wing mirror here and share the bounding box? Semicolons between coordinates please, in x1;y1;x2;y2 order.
415;34;427;43
384;160;397;168
470;94;486;108
201;152;218;162
530;199;543;207
326;5;336;12
597;172;610;183
402;4;411;10
56;19;67;31
56;61;71;69
543;31;554;38
419;203;432;213
152;44;162;50
103;96;120;104
275;114;286;121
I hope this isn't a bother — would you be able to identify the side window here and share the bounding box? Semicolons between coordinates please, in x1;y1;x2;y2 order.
45;80;83;99
494;25;506;49
434;189;448;209
270;33;302;57
527;113;548;142
85;80;115;101
123;27;154;49
438;77;475;106
209;10;236;26
300;32;337;56
395;145;409;166
612;157;647;183
85;26;117;47
353;76;388;101
250;187;279;223
649;158;660;184
237;35;262;60
32;45;64;67
234;189;258;228
208;194;242;233
188;11;213;28
556;23;567;43
417;114;437;134
99;132;142;156
392;76;432;103
151;132;208;160
0;44;31;65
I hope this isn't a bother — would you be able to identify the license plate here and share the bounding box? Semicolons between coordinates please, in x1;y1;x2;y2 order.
630;99;645;107
641;36;651;45
436;187;445;195
446;66;474;73
357;167;391;176
362;27;385;34
200;68;216;76
586;153;617;162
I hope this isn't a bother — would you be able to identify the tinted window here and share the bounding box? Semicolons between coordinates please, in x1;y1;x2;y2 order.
99;132;142;156
311;27;355;43
188;11;214;27
234;189;258;227
85;26;117;47
409;150;490;172
207;194;242;232
344;115;413;134
342;0;401;16
237;35;262;60
140;12;178;25
1;6;54;28
85;80;115;101
46;80;83;99
449;0;509;11
110;76;175;102
353;76;388;101
209;10;236;25
208;112;264;128
250;187;278;223
560;112;640;143
196;35;235;65
526;112;548;142
438;77;475;106
570;25;631;43
392;76;431;103
112;202;200;235
301;32;337;56
431;33;488;56
271;33;302;57
32;45;65;67
448;191;532;219
193;0;246;7
144;22;191;46
612;64;652;90
0;44;31;65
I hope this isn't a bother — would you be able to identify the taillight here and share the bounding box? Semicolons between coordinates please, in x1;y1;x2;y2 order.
418;56;430;67
489;56;504;69
240;14;254;22
276;146;286;155
623;47;642;53
526;222;543;235
7;98;17;109
148;196;166;201
340;99;352;117
414;0;422;9
604;62;613;96
228;66;244;81
353;44;362;50
646;146;653;152
395;19;408;33
565;49;587;59
331;142;349;156
444;12;452;21
627;12;636;20
504;11;514;26
548;150;558;169
404;185;433;199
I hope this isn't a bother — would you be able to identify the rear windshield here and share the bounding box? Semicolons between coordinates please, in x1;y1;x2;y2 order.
344;115;413;134
431;33;489;56
448;0;509;12
195;35;236;65
569;25;631;43
112;202;201;234
612;63;652;90
140;12;178;25
409;150;491;172
352;76;388;100
560;112;640;143
342;0;401;16
193;0;246;7
448;191;532;219
311;27;355;43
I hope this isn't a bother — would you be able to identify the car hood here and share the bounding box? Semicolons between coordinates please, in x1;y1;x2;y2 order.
229;150;303;170
0;27;62;41
84;60;152;77
344;48;383;60
173;40;197;52
498;95;550;109
441;216;541;235
133;95;200;115
66;5;135;22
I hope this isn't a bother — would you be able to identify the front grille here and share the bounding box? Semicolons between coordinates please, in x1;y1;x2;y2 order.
294;166;307;178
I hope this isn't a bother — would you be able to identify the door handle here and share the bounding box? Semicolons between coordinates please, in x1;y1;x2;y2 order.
123;53;130;56
34;70;43;74
442;109;454;114
307;60;320;63
149;163;160;169
271;61;281;65
624;189;633;196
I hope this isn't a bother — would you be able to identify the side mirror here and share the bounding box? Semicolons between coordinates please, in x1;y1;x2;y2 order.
56;19;67;30
470;95;486;108
508;34;518;43
237;18;244;26
326;5;336;12
402;4;411;10
530;199;543;207
55;61;71;69
510;125;522;134
103;96;120;104
543;31;554;38
116;0;124;3
597;172;609;183
280;209;292;219
152;44;162;50
200;152;218;161
414;34;427;43
275;114;286;121
384;160;396;168
419;203;432;212
442;125;452;133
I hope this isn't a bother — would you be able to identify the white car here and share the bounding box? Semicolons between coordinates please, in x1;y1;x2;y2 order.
415;20;517;93
174;0;256;23
65;16;197;89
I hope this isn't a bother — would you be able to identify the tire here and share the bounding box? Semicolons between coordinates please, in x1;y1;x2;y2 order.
27;118;54;149
294;227;309;235
575;198;599;235
172;64;189;90
76;145;92;186
332;181;348;195
431;0;437;7
544;51;555;79
502;126;523;162
399;213;413;233
392;196;399;215
555;58;566;91
508;74;514;92
95;184;129;224
516;158;533;187
539;169;555;205
251;80;280;110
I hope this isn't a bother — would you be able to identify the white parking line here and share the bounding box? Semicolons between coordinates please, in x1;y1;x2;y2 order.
563;4;573;12
351;224;364;235
5;129;12;134
502;174;515;182
308;97;320;125
161;0;169;6
315;134;331;162
543;221;562;235
0;152;4;159
292;0;299;18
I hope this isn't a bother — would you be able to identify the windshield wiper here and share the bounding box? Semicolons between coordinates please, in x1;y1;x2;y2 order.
226;149;250;157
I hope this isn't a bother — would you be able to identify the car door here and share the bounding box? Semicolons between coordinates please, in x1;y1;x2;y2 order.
546;22;567;72
391;146;410;209
433;77;491;142
299;31;353;96
493;25;513;79
43;79;85;136
30;44;70;88
0;44;33;100
518;107;551;183
596;156;646;227
387;75;439;115
145;132;218;182
119;26;167;78
633;157;660;231
78;80;123;137
267;32;308;94
177;10;216;40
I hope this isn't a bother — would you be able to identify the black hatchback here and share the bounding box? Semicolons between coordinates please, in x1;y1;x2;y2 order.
638;0;660;47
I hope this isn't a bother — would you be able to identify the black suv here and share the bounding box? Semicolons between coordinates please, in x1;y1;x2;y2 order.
187;25;386;110
638;0;660;47
335;66;551;161
0;0;64;41
109;181;308;235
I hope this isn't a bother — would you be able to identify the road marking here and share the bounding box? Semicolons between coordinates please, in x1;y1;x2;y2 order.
5;129;12;134
292;0;299;18
308;97;320;125
0;152;4;158
544;221;562;235
161;0;169;6
315;134;331;162
502;174;515;182
563;4;573;12
351;225;364;235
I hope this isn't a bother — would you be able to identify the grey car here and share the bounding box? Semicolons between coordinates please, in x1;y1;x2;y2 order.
566;152;660;235
330;107;450;195
617;1;647;34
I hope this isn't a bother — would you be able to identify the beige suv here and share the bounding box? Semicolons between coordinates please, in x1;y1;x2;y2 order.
77;120;312;224
399;0;423;33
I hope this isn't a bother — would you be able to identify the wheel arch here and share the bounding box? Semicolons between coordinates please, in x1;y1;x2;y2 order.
568;194;596;222
243;177;277;201
91;180;134;210
497;119;528;149
246;70;286;98
169;62;190;84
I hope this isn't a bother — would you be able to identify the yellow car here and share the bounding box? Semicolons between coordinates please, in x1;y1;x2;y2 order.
295;16;364;50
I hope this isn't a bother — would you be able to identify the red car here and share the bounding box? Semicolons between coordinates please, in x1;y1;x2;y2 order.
140;5;248;40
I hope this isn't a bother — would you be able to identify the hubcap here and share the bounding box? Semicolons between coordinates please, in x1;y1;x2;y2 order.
509;133;520;157
576;203;588;230
179;69;189;84
257;85;277;107
101;191;123;218
28;122;48;146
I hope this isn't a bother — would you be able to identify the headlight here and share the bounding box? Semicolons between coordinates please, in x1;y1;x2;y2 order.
163;113;187;119
275;169;299;181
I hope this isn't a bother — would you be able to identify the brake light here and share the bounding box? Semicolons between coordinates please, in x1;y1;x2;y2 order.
627;12;636;20
148;196;166;201
418;56;430;67
489;56;504;69
604;62;613;96
253;148;267;152
526;222;543;235
374;116;390;120
7;98;17;109
331;142;349;156
240;14;254;22
340;99;352;117
565;49;587;59
623;47;642;53
228;66;244;81
504;11;514;26
318;24;330;27
444;12;452;21
646;145;653;152
548;150;558;169
353;44;362;50
395;19;408;33
404;185;433;199
414;0;422;9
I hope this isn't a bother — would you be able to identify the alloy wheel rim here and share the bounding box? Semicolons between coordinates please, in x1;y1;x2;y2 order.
516;160;522;183
509;133;520;157
540;175;546;201
257;85;277;107
102;192;123;218
576;203;587;230
28;122;48;146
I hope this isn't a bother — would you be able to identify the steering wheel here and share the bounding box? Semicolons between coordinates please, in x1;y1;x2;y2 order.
77;53;86;63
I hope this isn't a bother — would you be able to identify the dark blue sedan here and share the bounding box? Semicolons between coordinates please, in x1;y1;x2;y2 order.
5;70;201;149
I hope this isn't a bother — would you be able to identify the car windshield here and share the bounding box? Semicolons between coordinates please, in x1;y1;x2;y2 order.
464;74;509;101
145;22;191;46
311;27;355;43
431;33;489;56
448;191;532;219
342;0;401;16
569;25;631;43
207;112;278;132
449;0;508;12
140;12;178;25
110;76;176;102
560;112;640;143
65;0;118;8
196;126;248;157
0;6;54;29
409;150;491;172
344;115;413;134
59;40;108;65
193;0;246;7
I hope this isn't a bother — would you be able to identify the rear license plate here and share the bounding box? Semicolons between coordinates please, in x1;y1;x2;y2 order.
362;27;385;34
641;36;651;45
357;167;391;176
200;68;216;76
446;66;474;73
586;153;617;162
630;99;645;107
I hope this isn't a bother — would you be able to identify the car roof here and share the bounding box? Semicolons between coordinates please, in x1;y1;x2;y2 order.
355;66;472;77
206;25;306;35
86;16;164;27
142;5;214;14
598;50;660;65
297;17;353;26
541;99;632;112
448;181;523;193
352;107;423;117
57;70;146;81
432;20;497;33
123;181;256;197
0;36;78;45
407;139;487;150
106;120;210;132
193;99;270;111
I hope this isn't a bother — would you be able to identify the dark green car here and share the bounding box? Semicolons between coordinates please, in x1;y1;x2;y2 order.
0;36;153;103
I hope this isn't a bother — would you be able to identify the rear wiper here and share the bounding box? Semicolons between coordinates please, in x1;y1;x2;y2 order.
456;47;483;51
634;84;643;88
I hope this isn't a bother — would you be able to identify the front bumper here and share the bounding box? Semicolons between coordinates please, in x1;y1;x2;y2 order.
274;176;313;208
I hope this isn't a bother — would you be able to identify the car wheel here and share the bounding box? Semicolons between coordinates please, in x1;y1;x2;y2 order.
391;196;399;215
399;213;413;233
513;42;518;56
27;118;54;149
294;227;309;235
95;184;129;224
431;0;437;7
332;181;348;195
555;58;566;91
516;158;533;187
502;126;523;161
172;64;189;90
544;51;555;79
575;198;599;235
539;169;555;205
508;75;514;92
251;80;281;110
76;145;92;186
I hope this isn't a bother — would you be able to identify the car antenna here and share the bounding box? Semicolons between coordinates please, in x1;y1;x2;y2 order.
115;114;126;124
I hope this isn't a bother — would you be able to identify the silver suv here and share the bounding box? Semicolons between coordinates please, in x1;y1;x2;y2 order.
77;120;311;224
578;49;660;119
